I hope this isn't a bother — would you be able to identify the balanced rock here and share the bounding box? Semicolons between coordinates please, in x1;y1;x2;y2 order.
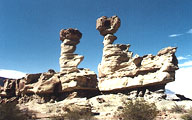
0;28;98;98
96;16;120;36
60;28;82;42
59;28;84;72
97;16;178;92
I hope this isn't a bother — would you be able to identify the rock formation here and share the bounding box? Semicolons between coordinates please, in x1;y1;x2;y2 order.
96;16;120;36
97;16;179;92
59;28;84;72
0;28;98;99
0;78;16;97
0;16;187;120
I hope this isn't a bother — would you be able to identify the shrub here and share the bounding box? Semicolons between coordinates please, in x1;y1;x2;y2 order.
170;103;186;113
0;102;28;120
120;99;159;120
52;110;96;120
181;107;192;120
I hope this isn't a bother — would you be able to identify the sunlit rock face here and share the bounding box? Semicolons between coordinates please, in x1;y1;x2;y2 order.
15;69;97;95
0;29;98;98
59;28;84;72
97;16;179;92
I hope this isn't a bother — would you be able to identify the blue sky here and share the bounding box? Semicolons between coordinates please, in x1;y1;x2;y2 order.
0;0;192;74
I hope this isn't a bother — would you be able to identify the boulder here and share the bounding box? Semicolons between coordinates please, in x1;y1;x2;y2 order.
24;74;60;94
25;73;41;84
96;16;121;36
60;28;82;42
59;69;98;92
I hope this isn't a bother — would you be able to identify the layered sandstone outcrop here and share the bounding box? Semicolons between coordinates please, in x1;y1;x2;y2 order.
0;16;187;120
97;16;178;91
0;29;97;98
59;28;84;72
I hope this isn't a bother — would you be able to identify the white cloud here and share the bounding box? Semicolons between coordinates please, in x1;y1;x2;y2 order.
177;56;187;61
166;67;192;99
187;28;192;34
0;69;26;79
169;34;183;38
179;61;192;67
187;55;191;57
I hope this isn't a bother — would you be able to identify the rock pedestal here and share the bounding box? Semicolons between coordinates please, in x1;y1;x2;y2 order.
59;28;84;72
97;16;179;92
0;28;98;99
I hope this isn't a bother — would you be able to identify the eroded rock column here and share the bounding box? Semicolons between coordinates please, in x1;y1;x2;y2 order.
59;28;84;72
96;16;178;93
97;16;133;78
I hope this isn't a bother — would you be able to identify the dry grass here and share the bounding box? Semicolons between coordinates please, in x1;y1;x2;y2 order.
170;103;186;113
120;99;159;120
181;107;192;120
51;110;97;120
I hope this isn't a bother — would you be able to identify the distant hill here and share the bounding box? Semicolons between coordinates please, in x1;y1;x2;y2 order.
0;77;6;86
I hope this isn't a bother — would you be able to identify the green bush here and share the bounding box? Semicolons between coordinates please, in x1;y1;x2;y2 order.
0;102;29;120
120;99;159;120
170;103;186;113
181;107;192;120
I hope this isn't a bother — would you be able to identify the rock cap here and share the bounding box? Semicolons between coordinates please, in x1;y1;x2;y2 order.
60;28;82;42
96;16;121;36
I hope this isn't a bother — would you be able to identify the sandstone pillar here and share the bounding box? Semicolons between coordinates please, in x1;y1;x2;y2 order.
96;16;178;92
59;28;84;72
96;16;132;78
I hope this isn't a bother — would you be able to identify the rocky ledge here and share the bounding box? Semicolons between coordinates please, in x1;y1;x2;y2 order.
0;16;190;120
97;16;178;92
0;28;98;99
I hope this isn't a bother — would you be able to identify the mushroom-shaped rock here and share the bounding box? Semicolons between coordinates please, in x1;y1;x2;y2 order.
60;28;82;45
96;16;121;36
59;28;84;72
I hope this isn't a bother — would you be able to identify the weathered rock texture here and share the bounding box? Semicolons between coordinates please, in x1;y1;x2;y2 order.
0;70;97;98
59;28;84;72
97;16;179;92
96;16;120;36
0;16;184;120
0;29;98;98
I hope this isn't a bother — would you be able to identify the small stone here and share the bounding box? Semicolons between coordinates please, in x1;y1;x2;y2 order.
50;99;54;103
